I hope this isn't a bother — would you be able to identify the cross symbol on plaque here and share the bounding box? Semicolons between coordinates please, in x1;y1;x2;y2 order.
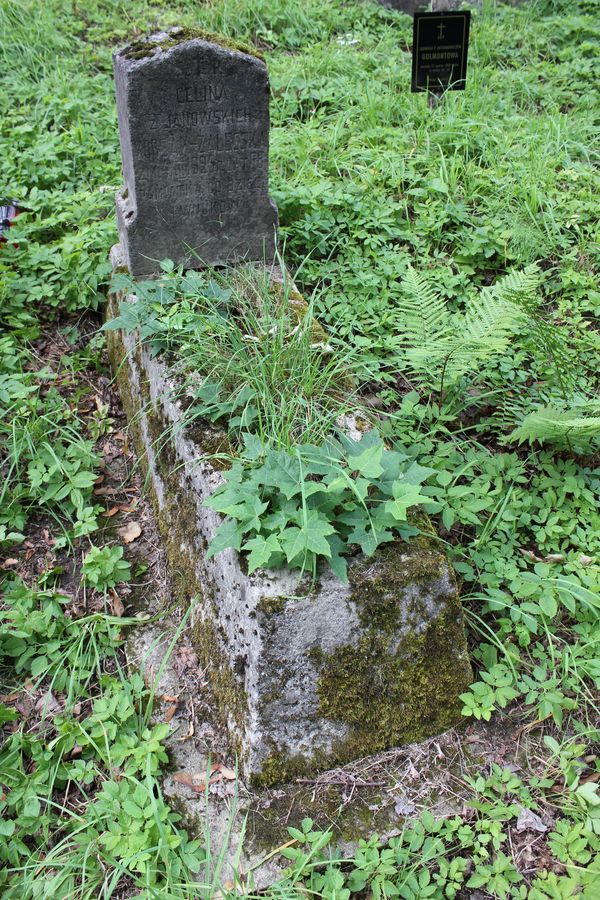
437;22;446;39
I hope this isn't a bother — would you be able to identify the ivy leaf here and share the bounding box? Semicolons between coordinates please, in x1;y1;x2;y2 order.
348;522;379;556
385;482;430;521
206;519;243;559
281;511;334;563
260;508;290;533
323;474;349;495
304;510;336;554
402;461;435;485
203;486;242;513
348;442;384;478
108;272;134;294
326;534;348;582
280;527;308;563
302;480;330;498
243;534;282;573
101;301;143;333
377;449;404;486
240;431;264;461
260;450;302;498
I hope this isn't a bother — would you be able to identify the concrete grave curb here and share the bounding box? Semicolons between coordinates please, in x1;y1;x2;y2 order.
106;248;473;789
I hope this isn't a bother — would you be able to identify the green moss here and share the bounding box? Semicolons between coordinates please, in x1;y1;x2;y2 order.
134;380;249;744
252;588;471;784
250;746;332;790
183;422;231;472
121;28;263;61
349;537;447;634
316;610;471;761
256;595;289;616
107;287;472;789
190;615;248;760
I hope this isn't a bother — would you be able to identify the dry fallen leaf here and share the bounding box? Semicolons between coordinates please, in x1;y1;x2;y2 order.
543;553;565;563
0;691;21;702
579;554;594;567
159;693;179;703
516;807;548;833
105;506;120;518
110;591;125;617
177;720;195;742
580;772;600;785
118;521;142;543
519;549;541;562
394;796;417;816
172;771;197;790
1;558;19;569
164;704;178;723
172;766;219;792
35;692;62;716
215;764;236;781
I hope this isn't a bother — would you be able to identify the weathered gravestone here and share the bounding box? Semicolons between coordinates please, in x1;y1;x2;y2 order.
380;0;480;14
113;30;278;276
109;31;473;789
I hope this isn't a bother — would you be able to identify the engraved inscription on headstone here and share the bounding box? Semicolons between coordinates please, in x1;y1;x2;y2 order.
113;32;278;276
411;12;471;94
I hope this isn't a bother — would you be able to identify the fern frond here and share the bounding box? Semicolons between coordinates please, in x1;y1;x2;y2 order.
510;402;600;448
403;336;458;377
445;265;540;381
394;264;551;392
395;266;453;377
495;263;576;399
396;266;450;347
492;263;542;310
463;265;539;347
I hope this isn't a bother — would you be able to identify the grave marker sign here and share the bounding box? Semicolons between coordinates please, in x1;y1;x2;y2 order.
113;32;278;276
411;11;471;95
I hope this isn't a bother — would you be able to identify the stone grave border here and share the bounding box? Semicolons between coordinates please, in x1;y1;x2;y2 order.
106;246;473;791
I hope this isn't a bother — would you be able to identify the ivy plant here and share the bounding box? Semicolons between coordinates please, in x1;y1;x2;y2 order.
205;429;432;581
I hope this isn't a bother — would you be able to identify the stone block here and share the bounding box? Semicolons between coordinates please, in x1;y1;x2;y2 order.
113;30;278;276
107;261;472;786
380;0;480;13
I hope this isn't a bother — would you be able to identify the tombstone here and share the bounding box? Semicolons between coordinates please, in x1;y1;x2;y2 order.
380;0;430;12
108;29;473;791
113;30;278;276
380;0;480;13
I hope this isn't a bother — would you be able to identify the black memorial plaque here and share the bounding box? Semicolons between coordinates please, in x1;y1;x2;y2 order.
411;11;470;94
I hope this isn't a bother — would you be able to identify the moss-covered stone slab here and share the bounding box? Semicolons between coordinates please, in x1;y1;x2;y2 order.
127;618;522;893
107;247;472;786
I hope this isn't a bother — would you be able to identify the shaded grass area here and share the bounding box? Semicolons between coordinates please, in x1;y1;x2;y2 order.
1;0;599;896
